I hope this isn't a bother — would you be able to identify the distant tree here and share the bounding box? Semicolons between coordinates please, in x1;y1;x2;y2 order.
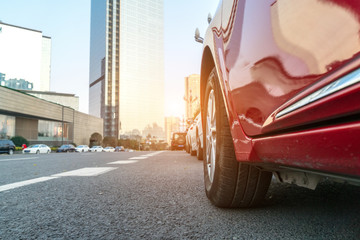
90;132;102;147
103;136;117;147
118;138;140;150
11;136;29;147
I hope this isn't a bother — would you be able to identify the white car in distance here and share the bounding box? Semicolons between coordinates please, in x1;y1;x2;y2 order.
89;146;103;152
23;144;51;154
103;146;115;152
75;145;90;152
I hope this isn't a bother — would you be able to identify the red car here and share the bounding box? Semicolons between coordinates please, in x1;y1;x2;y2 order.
200;0;360;208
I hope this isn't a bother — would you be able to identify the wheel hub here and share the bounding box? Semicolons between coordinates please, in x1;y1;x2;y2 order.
206;90;216;183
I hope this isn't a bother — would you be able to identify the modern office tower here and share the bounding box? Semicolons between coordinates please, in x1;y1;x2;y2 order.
0;22;51;91
89;0;164;139
184;74;200;120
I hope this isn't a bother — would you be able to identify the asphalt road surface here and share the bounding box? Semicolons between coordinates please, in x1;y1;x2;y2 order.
0;151;359;239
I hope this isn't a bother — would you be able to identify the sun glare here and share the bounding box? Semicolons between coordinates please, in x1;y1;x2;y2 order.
165;100;185;118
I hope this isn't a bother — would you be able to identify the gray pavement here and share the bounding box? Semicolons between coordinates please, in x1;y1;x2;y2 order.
0;151;359;239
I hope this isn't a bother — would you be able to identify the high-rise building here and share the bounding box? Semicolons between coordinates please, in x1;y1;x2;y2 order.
184;74;200;120
89;0;164;139
0;22;51;91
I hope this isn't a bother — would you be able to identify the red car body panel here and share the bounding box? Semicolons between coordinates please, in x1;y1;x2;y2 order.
252;122;360;177
201;0;360;177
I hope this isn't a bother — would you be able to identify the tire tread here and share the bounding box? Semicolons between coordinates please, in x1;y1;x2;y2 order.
204;68;271;208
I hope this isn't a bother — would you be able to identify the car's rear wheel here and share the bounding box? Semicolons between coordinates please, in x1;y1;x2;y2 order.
8;149;13;155
185;142;190;153
203;68;272;208
36;150;40;154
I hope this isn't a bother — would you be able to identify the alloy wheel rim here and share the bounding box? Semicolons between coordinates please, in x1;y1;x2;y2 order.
206;89;216;183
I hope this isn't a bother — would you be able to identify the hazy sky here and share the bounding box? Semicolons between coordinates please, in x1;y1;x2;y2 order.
0;0;219;117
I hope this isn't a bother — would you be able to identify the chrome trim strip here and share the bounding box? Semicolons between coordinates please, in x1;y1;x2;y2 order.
276;68;360;118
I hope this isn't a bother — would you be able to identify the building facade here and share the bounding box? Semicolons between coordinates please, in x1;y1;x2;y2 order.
89;0;164;139
0;22;51;91
184;74;200;120
22;90;80;111
0;86;103;146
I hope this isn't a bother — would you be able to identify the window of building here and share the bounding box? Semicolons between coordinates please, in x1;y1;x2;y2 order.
38;120;69;141
0;114;15;139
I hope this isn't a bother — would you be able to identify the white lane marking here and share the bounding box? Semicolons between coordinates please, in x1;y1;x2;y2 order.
0;157;39;162
52;167;117;177
0;176;58;193
129;157;148;160
107;160;138;165
0;167;118;193
142;151;164;157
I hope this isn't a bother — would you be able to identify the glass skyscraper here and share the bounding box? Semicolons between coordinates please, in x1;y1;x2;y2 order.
89;0;164;139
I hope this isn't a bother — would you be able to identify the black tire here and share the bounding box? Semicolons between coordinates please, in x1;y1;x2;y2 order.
203;68;272;208
36;150;40;154
8;149;14;155
196;137;203;160
185;142;190;153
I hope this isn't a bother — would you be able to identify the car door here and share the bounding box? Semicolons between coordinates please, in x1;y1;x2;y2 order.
40;145;46;153
223;0;360;137
0;141;4;153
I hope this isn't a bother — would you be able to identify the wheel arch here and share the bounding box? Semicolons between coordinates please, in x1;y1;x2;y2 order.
200;46;215;129
200;45;254;162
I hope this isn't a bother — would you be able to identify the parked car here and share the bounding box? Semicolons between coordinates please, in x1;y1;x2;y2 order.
170;132;186;150
186;113;203;160
103;146;115;152
56;144;76;153
89;146;103;152
75;145;90;152
186;121;197;156
115;146;125;152
23;144;51;154
0;139;15;155
200;0;360;208
194;114;203;160
185;131;190;153
185;119;193;153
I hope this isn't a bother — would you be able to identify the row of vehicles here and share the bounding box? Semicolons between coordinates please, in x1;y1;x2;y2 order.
0;140;127;155
170;114;203;158
76;145;126;152
56;145;126;153
185;113;203;160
